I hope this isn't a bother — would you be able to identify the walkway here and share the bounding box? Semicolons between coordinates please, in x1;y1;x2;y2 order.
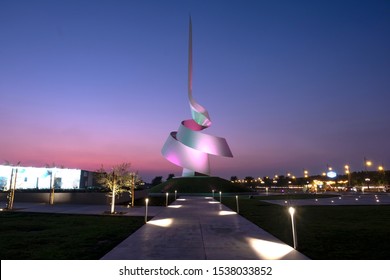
101;196;308;260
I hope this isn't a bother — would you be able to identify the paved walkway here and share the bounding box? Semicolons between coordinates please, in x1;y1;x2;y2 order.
101;196;308;260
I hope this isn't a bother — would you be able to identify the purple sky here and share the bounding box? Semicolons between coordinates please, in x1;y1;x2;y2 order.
1;0;389;182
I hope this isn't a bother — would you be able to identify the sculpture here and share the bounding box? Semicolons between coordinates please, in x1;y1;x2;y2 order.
162;17;233;176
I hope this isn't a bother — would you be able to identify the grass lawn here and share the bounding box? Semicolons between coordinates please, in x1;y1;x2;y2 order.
250;193;339;200
222;196;390;259
0;212;145;260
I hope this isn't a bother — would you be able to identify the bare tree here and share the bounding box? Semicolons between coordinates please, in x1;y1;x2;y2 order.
45;163;62;205
123;171;142;208
96;162;134;214
3;161;21;210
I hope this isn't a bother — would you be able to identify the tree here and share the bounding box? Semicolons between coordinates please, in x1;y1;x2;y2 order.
96;162;134;214
123;171;142;208
4;161;21;210
166;174;175;181
230;176;238;182
45;162;64;205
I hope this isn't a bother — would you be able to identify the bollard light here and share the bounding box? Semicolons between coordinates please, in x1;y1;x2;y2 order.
212;190;215;198
236;195;239;213
289;207;297;249
165;192;169;206
175;190;177;200
145;198;149;223
219;191;222;203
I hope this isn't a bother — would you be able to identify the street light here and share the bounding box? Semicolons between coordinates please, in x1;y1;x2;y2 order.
145;198;149;223
345;165;351;188
378;165;385;187
289;207;297;249
364;157;372;189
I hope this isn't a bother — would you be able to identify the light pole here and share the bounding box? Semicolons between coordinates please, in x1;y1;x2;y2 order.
289;207;297;249
345;165;351;188
145;198;149;223
364;157;372;189
378;165;385;187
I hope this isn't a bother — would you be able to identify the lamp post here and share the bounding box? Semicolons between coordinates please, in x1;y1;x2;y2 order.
364;157;372;189
289;207;297;249
378;165;385;187
345;165;351;188
145;198;149;223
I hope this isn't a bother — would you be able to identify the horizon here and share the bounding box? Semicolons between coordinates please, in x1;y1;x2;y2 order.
1;0;389;183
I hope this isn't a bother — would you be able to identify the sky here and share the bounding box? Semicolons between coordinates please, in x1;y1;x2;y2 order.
1;0;389;182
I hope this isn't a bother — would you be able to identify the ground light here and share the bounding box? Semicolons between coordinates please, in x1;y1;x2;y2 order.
165;192;169;207
289;207;297;249
145;198;149;223
236;195;239;214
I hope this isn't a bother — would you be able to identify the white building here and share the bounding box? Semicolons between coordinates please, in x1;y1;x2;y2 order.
0;165;92;191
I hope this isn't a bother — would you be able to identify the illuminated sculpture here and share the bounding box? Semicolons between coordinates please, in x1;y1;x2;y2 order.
162;18;233;176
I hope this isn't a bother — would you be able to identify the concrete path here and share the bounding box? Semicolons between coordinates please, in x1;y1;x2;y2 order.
101;196;308;260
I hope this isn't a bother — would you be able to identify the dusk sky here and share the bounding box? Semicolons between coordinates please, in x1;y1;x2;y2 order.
1;0;389;182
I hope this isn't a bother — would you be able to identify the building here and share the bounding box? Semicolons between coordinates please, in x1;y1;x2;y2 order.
0;165;94;191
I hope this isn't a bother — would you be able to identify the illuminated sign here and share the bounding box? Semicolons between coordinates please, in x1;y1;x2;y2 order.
327;171;337;178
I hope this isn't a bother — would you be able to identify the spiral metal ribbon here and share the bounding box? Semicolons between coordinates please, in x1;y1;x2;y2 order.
162;17;233;176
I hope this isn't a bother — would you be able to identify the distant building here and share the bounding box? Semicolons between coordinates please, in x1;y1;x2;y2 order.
0;165;94;191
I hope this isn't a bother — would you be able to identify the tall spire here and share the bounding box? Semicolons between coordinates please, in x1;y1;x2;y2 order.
161;17;233;177
188;16;192;103
187;16;211;127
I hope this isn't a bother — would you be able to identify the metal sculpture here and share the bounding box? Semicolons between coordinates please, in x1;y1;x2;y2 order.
162;17;233;176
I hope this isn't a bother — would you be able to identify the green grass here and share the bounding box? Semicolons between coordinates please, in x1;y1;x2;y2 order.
252;193;339;200
149;176;253;194
222;196;390;259
0;212;145;260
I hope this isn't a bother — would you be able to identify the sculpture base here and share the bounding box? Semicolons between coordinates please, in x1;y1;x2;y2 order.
182;168;209;177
